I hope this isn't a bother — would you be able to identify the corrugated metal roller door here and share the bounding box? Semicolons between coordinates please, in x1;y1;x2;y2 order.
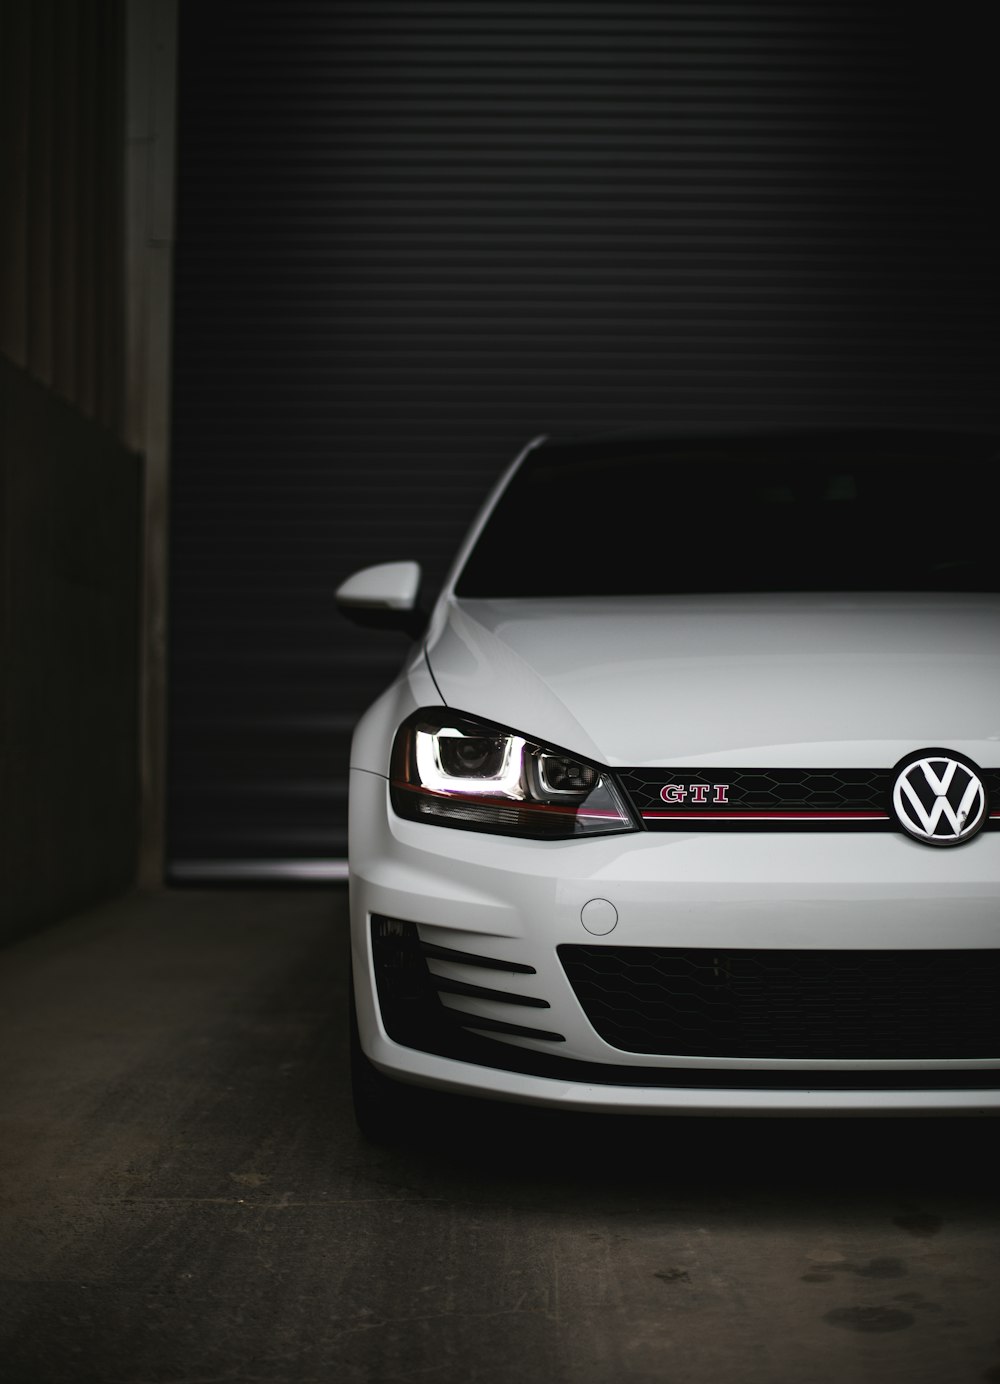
168;1;1000;878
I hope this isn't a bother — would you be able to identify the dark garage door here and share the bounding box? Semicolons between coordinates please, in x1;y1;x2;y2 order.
167;1;1000;879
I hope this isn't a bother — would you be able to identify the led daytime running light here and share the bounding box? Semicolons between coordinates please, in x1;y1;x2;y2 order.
415;726;527;798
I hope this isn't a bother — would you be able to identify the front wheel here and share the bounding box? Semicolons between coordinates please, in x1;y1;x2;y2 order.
348;970;423;1144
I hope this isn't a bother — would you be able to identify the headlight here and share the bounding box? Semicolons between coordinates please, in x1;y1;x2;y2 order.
389;710;638;838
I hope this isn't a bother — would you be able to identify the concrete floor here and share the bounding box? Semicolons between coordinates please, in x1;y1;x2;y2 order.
0;889;998;1384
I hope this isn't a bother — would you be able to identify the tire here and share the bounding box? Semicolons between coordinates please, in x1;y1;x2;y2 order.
348;968;419;1144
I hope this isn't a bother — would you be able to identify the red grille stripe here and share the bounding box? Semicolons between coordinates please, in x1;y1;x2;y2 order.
642;810;890;821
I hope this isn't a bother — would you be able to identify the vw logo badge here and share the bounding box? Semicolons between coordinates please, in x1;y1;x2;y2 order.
891;749;988;847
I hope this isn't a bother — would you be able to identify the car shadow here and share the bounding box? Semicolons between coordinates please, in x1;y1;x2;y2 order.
362;1086;1000;1217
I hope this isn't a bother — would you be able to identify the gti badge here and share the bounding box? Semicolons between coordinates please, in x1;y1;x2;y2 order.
891;750;987;846
660;782;730;804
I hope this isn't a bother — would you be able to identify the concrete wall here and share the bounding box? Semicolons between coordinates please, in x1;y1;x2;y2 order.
0;358;140;941
0;1;173;940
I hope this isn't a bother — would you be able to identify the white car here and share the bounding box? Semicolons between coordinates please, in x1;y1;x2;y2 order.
337;429;1000;1138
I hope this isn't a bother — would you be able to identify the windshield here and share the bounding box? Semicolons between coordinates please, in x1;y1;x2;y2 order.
454;431;1000;598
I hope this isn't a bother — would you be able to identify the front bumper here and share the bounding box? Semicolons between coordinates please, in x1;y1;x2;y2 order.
348;767;1000;1115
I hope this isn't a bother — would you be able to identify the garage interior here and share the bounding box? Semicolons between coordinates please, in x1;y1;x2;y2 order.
1;3;999;1381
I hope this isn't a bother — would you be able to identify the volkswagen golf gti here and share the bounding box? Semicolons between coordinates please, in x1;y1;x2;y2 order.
336;429;1000;1137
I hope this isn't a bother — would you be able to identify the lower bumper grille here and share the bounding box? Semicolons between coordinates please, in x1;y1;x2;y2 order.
558;945;1000;1060
368;917;1000;1086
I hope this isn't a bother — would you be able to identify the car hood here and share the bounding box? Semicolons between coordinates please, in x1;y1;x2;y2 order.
424;594;1000;767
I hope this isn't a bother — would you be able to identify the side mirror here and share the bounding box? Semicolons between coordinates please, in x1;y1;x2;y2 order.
335;561;426;638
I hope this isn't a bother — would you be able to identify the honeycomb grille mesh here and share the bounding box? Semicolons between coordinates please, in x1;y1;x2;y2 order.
559;945;1000;1059
619;769;892;815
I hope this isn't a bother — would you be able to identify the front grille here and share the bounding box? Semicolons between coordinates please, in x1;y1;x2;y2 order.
619;768;893;816
619;767;1000;830
558;945;1000;1060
